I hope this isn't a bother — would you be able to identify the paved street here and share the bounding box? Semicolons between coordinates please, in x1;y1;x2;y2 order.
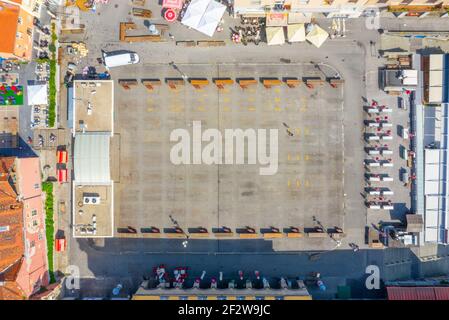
113;63;344;246
57;4;449;299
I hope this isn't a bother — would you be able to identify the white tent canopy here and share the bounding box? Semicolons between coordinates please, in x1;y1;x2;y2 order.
287;24;305;43
27;83;48;105
266;27;285;46
181;0;226;37
306;25;329;48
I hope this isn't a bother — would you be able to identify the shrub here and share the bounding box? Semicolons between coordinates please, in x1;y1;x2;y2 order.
42;182;55;283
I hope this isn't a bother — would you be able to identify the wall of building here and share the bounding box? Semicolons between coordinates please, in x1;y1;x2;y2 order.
234;0;449;16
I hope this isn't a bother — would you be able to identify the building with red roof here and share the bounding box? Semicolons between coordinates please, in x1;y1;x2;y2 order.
0;156;49;300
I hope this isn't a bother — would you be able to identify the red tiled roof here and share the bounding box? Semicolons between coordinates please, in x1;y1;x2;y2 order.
387;287;449;300
0;157;15;180
0;258;25;300
0;2;20;56
0;179;24;275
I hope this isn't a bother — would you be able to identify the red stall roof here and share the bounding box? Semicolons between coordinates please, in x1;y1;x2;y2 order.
387;287;449;300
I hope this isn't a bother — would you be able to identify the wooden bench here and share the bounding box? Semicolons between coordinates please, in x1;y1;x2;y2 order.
213;78;234;89
190;79;209;89
165;232;188;238
214;232;234;238
307;232;328;238
305;79;324;88
142;79;161;91
263;233;284;239
239;233;260;239
189;232;210;238
166;79;185;90
176;41;196;47
132;8;152;18
286;232;304;238
329;232;346;239
141;233;161;238
117;233;139;238
262;79;281;88
197;40;226;47
284;78;301;88
329;78;344;88
118;79;138;90
119;22;162;42
237;79;257;89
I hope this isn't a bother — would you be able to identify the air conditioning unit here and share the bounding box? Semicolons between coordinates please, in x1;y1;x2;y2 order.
83;196;101;205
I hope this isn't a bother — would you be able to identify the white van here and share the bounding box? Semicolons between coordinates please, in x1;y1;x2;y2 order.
102;51;140;68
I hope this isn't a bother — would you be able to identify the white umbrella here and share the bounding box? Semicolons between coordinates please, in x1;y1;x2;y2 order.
266;27;285;46
287;24;305;43
306;25;329;48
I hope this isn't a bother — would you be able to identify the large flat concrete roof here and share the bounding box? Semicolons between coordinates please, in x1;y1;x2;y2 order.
73;80;114;135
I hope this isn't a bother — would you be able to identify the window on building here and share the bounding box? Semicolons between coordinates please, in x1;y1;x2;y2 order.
30;241;35;248
16;32;22;39
31;209;37;216
34;183;40;189
38;233;43;240
33;220;38;227
18;17;22;25
0;226;10;233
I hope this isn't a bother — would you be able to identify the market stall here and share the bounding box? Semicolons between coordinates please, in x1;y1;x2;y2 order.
266;27;285;46
287;24;305;43
306;25;329;48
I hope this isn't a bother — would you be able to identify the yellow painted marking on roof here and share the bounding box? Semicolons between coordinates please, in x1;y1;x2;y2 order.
296;179;300;188
274;105;282;112
169;105;183;113
197;106;206;112
304;154;310;161
296;154;301;161
299;97;307;112
288;180;291;187
287;153;291;161
223;106;231;112
304;127;310;136
295;128;301;135
274;97;281;102
223;97;231;103
274;88;281;93
248;106;256;111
